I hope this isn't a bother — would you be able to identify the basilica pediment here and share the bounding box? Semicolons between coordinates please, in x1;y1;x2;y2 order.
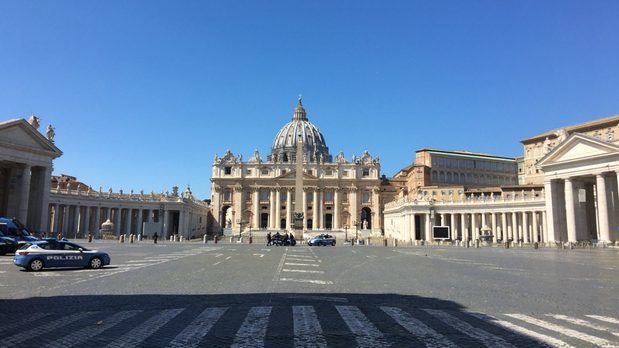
0;119;62;158
538;133;619;169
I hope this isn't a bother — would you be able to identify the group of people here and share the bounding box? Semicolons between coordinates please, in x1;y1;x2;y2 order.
266;231;296;246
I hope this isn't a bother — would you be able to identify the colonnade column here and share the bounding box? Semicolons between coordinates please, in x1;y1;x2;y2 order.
334;189;340;230
84;206;91;235
125;209;132;235
511;212;518;242
471;213;477;240
491;213;498;243
460;214;467;241
411;213;417;241
114;208;121;236
542;211;548;243
532;211;539;243
252;189;259;229
450;214;457;240
286;189;292;230
52;204;60;234
544;180;556;242
596;174;611;242
312;190;319;230
501;213;507;242
94;207;101;237
62;205;69;236
39;166;52;233
136;209;143;236
564;178;577;243
523;211;529;243
424;213;432;242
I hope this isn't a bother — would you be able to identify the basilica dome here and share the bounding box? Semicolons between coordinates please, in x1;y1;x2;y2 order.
270;99;331;163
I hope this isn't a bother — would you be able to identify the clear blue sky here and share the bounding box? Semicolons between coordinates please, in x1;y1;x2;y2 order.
1;1;618;199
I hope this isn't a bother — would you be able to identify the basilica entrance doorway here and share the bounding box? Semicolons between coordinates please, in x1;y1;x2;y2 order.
325;214;333;230
260;213;269;229
361;207;372;229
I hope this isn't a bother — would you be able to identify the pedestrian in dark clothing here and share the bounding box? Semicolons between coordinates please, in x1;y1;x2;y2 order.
266;232;272;246
153;232;158;244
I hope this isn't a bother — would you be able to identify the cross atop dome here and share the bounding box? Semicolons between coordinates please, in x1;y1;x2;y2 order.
293;95;307;121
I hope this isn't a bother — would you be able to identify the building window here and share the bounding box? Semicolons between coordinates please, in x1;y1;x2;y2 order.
224;167;232;175
281;169;287;175
261;168;269;175
362;191;371;203
325;169;333;176
246;169;252;175
362;168;370;177
260;190;270;202
342;170;348;177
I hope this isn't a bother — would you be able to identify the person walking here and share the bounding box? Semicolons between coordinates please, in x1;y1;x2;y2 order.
153;232;158;244
266;232;272;246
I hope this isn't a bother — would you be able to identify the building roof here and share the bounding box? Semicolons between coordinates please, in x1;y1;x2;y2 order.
415;148;516;161
521;114;619;144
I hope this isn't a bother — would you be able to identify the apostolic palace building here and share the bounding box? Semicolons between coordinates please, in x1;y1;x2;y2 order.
0;103;618;246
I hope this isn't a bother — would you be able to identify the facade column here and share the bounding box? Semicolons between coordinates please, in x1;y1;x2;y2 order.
544;180;557;242
286;189;292;230
318;190;324;229
302;189;308;229
136;208;143;236
275;189;282;230
440;213;447;227
424;213;432;242
460;213;467;241
39;166;52;233
94;207;101;237
52;204;60;234
161;209;169;237
523;211;529;243
450;213;457;240
349;187;358;229
491;213;498;243
17;165;32;223
511;212;518;242
532;211;539;243
596;174;611;242
411;213;417;240
312;189;319;230
542;211;548;243
564;178;577;243
269;190;276;229
252;189;259;229
501;212;507;241
334;189;340;230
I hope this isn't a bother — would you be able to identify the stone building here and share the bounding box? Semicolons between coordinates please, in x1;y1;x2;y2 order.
384;114;619;246
210;99;383;239
520;114;619;185
0;117;61;233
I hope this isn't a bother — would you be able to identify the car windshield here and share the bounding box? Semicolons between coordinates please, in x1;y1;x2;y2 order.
63;242;89;251
18;243;33;250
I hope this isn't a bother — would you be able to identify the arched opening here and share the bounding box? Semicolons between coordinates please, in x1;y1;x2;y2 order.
361;207;372;230
280;219;286;230
307;219;313;230
260;213;269;229
221;205;231;229
325;214;333;230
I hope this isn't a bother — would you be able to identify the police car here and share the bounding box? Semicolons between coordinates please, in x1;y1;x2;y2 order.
0;217;38;254
14;239;111;271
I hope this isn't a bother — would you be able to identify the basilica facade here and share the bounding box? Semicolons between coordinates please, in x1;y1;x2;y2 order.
210;99;383;238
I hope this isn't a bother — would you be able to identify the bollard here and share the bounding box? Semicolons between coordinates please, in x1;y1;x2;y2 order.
130;234;135;243
88;233;93;243
170;235;173;242
475;240;480;248
230;236;233;243
569;242;574;250
214;235;218;244
249;235;253;244
137;234;142;242
179;236;184;242
367;237;371;246
384;239;388;247
119;235;125;243
504;241;509;249
533;242;539;249
203;234;208;244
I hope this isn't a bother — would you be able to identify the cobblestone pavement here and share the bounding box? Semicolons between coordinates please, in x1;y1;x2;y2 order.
1;241;617;347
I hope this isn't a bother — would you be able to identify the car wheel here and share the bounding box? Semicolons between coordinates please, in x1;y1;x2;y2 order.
28;259;44;272
89;257;103;269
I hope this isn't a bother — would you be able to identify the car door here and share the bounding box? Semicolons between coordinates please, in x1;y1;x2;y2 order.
39;241;63;267
59;242;87;267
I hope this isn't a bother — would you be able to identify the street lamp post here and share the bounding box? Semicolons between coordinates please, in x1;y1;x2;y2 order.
344;225;349;242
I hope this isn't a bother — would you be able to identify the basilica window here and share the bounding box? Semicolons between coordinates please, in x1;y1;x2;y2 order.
341;192;348;202
260;190;270;202
362;191;371;204
224;167;232;175
325;169;333;176
362;168;370;177
261;168;269;175
342;170;349;177
246;169;252;175
324;190;334;203
223;189;232;202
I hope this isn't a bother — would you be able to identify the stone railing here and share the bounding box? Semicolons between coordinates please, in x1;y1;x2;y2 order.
50;187;210;207
385;191;545;210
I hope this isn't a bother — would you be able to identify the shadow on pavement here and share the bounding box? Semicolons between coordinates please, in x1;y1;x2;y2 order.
0;293;552;347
